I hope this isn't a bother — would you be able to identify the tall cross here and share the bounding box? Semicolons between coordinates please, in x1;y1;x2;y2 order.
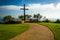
20;4;28;21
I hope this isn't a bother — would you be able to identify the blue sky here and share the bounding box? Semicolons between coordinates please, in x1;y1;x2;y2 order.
0;0;59;5
0;0;60;19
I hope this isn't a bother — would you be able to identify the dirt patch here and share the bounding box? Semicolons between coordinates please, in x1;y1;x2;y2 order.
10;23;54;40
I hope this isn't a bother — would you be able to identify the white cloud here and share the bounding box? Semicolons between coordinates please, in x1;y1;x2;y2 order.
27;3;60;19
0;3;60;19
0;5;23;10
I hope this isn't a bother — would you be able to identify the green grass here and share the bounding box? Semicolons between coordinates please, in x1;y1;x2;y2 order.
0;24;29;40
39;23;60;40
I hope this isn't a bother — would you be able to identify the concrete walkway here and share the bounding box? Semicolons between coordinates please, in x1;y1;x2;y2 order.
10;23;54;40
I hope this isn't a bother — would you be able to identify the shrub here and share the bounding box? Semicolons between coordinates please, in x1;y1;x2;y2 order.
42;19;51;23
54;19;60;23
4;20;21;24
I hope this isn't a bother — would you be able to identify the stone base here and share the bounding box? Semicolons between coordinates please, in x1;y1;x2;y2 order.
21;21;25;23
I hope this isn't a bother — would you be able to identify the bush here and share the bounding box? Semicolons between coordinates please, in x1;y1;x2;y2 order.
54;19;60;23
42;19;51;23
4;20;21;24
29;19;38;23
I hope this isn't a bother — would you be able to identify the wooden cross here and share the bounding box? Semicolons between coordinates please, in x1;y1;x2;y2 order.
20;4;28;21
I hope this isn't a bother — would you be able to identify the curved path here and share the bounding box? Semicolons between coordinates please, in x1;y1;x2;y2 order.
10;23;54;40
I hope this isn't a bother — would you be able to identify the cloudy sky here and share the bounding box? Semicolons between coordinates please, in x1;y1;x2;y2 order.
0;0;60;19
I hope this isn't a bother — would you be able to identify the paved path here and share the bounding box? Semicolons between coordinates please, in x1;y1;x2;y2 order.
10;23;54;40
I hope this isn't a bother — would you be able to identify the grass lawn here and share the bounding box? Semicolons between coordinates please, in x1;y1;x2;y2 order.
39;23;60;40
0;24;29;40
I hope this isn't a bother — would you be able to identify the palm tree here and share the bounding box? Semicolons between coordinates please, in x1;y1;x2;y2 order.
34;14;37;18
19;15;32;20
25;15;32;20
33;13;42;22
43;16;46;21
19;15;24;20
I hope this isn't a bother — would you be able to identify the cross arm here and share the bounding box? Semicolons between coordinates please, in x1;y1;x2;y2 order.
20;8;28;10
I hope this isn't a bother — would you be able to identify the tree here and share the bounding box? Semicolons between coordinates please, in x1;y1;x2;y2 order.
3;15;14;23
43;19;51;22
43;16;46;20
55;19;60;23
25;15;32;20
19;15;24;20
33;13;42;22
19;15;32;20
